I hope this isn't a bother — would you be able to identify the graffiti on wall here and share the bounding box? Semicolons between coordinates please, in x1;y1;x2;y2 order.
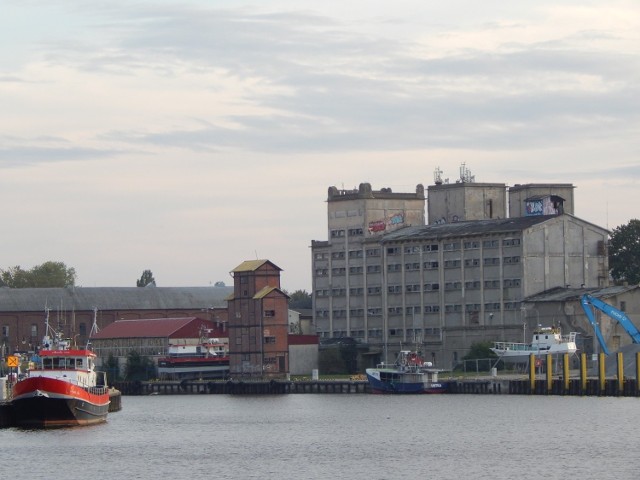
368;212;405;234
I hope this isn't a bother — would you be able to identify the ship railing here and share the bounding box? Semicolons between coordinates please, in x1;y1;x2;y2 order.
493;341;531;351
87;386;109;395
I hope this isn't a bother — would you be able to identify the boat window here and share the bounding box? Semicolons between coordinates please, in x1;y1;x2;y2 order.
68;358;76;369
53;358;63;369
76;358;84;368
43;358;53;369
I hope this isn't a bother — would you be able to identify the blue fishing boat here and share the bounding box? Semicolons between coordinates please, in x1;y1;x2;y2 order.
365;350;448;394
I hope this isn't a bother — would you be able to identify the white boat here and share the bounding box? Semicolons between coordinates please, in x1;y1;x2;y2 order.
490;327;577;363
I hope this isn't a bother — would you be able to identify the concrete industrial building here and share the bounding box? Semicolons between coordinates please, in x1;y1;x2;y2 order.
311;173;612;368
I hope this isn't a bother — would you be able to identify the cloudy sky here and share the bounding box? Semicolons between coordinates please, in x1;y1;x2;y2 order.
1;1;638;291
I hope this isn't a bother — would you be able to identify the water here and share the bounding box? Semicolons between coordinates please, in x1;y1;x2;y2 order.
1;394;638;480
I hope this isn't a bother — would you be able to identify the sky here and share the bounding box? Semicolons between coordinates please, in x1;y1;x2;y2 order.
1;1;639;292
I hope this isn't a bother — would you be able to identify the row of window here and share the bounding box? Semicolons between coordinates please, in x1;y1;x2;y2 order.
385;238;521;255
316;255;522;276
330;228;364;238
317;278;522;297
319;327;441;339
316;301;521;318
320;328;442;339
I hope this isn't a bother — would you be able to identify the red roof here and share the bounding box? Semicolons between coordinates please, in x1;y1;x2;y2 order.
91;317;225;339
288;334;319;345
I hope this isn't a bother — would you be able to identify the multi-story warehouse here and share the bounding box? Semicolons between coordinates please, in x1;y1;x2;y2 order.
227;260;290;378
311;177;609;368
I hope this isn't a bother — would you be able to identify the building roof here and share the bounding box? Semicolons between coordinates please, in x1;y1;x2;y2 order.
0;286;233;312
381;215;555;242
525;285;640;303
92;317;216;339
231;259;282;273
254;286;288;299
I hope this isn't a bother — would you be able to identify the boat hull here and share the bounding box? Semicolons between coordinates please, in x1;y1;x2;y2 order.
11;377;109;428
366;370;447;394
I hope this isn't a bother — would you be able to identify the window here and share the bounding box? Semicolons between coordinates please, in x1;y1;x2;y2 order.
404;246;421;254
348;250;363;258
465;280;481;289
332;267;346;275
503;238;521;246
423;244;439;252
348;228;363;236
349;287;363;296
331;251;345;260
388;306;403;315
405;284;421;293
444;259;461;268
367;286;381;295
349;309;364;317
464;241;480;249
388;285;402;294
387;247;400;255
315;268;328;276
264;310;275;317
331;229;345;238
349;266;363;274
424;283;440;292
483;257;500;266
443;242;460;251
368;329;382;338
264;336;276;344
483;239;499;248
423;261;439;269
367;308;382;316
405;262;421;271
484;280;500;289
387;263;402;272
367;265;381;274
424;305;441;314
464;258;480;267
331;288;345;296
366;248;380;257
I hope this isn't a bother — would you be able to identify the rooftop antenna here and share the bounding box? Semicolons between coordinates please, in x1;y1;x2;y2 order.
459;163;475;183
434;166;443;185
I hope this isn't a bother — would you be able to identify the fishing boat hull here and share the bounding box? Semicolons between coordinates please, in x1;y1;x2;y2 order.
11;376;109;428
365;369;448;394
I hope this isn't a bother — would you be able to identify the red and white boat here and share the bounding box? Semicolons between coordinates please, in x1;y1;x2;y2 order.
158;335;229;380
11;311;110;428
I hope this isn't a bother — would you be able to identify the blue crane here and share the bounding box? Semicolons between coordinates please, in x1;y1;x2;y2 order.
580;293;640;356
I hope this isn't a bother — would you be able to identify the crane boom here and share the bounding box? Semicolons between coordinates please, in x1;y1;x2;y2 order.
580;293;640;356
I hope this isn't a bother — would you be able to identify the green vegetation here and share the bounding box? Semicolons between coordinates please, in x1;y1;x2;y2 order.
0;261;76;288
456;341;503;372
609;219;640;285
286;289;312;309
124;350;156;381
136;269;156;287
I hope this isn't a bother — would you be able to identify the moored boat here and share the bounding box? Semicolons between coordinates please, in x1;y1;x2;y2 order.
490;327;577;363
158;337;229;380
10;311;109;428
365;350;448;394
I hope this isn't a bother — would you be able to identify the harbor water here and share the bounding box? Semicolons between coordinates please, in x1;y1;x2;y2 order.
1;394;638;480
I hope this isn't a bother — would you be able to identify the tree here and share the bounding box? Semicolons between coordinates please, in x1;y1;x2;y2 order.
136;269;156;287
287;289;312;309
609;219;640;285
0;261;76;288
124;350;155;381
